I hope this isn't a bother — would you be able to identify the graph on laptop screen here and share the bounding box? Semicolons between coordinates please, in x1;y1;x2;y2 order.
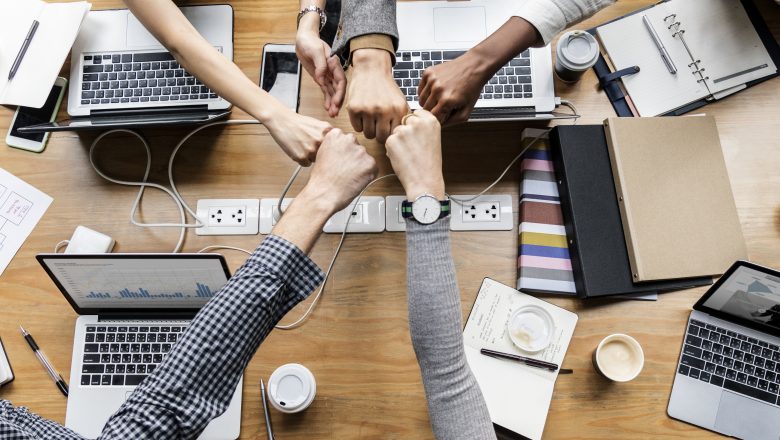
42;257;229;308
703;266;780;330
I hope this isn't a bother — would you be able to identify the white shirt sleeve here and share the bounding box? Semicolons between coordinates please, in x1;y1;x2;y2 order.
513;0;616;45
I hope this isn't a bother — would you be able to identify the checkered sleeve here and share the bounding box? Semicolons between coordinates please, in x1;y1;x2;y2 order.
98;235;324;439
0;400;86;439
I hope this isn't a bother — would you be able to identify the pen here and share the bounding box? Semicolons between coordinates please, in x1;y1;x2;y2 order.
260;379;274;440
8;20;40;81
480;348;572;373
19;325;69;397
642;15;677;75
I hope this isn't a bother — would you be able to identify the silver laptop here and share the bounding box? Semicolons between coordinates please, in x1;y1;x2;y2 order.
395;0;567;121
37;253;242;440
20;5;233;133
669;261;780;439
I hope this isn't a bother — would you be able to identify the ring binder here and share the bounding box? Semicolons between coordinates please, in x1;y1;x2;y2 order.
664;15;711;90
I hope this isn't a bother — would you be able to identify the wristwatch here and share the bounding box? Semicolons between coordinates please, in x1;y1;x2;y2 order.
297;6;327;31
401;194;450;225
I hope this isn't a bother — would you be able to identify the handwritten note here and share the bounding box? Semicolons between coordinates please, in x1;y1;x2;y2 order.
0;168;52;275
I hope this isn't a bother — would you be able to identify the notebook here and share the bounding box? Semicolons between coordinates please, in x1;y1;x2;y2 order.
0;0;91;107
0;337;14;386
550;125;713;297
604;116;747;282
464;278;577;440
595;0;778;117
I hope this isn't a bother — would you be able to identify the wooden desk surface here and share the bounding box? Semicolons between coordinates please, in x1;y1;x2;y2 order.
1;1;779;438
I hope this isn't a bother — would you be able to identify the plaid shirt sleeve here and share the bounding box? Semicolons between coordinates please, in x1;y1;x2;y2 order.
0;235;323;440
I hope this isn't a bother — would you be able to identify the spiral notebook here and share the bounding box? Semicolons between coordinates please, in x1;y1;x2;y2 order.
595;0;778;117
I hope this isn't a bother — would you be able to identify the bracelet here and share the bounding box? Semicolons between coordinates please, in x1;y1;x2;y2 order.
297;6;326;31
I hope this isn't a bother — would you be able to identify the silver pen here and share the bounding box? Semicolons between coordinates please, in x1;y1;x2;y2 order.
642;15;677;74
19;325;69;396
260;379;274;440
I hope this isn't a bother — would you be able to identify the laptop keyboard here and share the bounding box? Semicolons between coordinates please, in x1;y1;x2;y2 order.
392;50;533;102
80;52;221;106
80;324;187;387
679;319;780;405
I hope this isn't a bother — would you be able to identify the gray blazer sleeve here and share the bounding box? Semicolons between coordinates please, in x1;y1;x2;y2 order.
331;0;399;57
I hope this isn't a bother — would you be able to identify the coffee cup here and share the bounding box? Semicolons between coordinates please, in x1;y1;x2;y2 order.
555;30;600;83
267;363;317;413
592;334;644;382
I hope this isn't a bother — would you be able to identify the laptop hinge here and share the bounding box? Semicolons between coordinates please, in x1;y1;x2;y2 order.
90;105;210;116
98;311;197;321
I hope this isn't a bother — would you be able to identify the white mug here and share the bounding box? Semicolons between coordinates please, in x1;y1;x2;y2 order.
592;334;645;382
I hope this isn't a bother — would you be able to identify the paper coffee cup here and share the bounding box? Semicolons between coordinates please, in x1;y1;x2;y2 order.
555;30;600;83
592;334;644;382
267;363;316;413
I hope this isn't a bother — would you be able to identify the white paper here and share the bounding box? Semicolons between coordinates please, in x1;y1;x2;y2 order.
0;168;52;276
0;0;91;107
463;278;578;439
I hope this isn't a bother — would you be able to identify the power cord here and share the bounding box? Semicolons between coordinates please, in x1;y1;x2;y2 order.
559;99;579;125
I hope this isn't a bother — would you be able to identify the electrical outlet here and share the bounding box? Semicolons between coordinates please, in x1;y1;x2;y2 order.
195;199;259;235
323;196;385;233
259;198;294;234
385;196;407;232
449;195;513;231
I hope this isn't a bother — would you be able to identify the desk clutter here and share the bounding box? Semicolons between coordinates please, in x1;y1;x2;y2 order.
0;0;779;439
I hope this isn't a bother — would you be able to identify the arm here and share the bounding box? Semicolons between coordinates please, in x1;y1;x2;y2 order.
419;0;615;125
0;400;86;439
123;0;331;166
331;0;398;59
385;111;495;439
99;129;377;439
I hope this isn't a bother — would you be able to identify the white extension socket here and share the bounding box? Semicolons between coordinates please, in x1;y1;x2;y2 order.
258;198;294;234
323;196;385;233
385;195;407;232
449;194;514;231
195;199;260;235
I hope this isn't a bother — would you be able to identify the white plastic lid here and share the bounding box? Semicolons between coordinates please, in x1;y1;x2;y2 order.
267;363;316;413
556;31;599;70
507;305;555;352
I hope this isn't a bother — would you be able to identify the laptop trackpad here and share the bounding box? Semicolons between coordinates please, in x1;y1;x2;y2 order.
126;12;164;48
714;391;780;440
433;7;486;44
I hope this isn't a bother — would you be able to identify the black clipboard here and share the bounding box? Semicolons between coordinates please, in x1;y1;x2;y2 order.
589;0;780;117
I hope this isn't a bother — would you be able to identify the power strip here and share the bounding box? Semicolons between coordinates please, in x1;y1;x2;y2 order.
195;199;259;235
385;195;514;231
259;198;294;234
323;196;385;233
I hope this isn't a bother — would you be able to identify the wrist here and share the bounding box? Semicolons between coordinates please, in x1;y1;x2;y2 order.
351;48;392;71
297;12;321;34
296;185;340;221
405;179;446;201
465;46;503;83
254;98;293;126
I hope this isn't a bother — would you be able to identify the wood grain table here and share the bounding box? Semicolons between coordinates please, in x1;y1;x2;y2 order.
1;1;779;438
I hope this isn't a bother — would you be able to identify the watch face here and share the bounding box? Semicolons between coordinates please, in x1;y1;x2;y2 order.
412;196;441;224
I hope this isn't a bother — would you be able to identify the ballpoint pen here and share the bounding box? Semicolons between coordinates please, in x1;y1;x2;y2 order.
8;20;40;81
260;379;275;440
19;325;69;397
480;348;573;374
642;15;677;75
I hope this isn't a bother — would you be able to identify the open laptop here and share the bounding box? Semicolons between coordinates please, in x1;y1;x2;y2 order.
668;261;780;439
20;5;233;133
36;253;242;440
395;0;569;122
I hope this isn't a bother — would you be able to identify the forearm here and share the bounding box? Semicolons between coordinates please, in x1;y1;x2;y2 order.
406;219;495;440
124;0;284;123
332;0;398;57
464;17;540;86
101;235;324;438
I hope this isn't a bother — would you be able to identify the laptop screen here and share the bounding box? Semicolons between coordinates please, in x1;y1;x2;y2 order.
37;254;231;315
696;262;780;336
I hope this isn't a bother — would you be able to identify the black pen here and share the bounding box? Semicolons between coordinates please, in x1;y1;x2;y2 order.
8;20;40;80
19;325;69;396
480;348;572;374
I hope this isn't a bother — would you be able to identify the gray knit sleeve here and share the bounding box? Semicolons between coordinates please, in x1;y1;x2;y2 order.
405;218;496;440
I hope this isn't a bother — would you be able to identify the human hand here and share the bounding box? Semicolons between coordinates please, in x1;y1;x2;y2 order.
384;110;445;200
346;48;409;143
299;128;378;213
418;51;490;126
296;14;346;117
264;105;332;166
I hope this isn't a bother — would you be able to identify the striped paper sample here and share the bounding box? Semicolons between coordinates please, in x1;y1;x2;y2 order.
516;134;576;294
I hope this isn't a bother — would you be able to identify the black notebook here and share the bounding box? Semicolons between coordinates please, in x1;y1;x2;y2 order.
550;125;713;298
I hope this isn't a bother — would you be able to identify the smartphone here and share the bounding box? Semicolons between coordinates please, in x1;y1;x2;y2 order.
260;44;301;112
6;77;67;152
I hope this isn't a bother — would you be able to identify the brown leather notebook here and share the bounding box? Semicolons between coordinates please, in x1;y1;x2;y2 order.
603;116;747;282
